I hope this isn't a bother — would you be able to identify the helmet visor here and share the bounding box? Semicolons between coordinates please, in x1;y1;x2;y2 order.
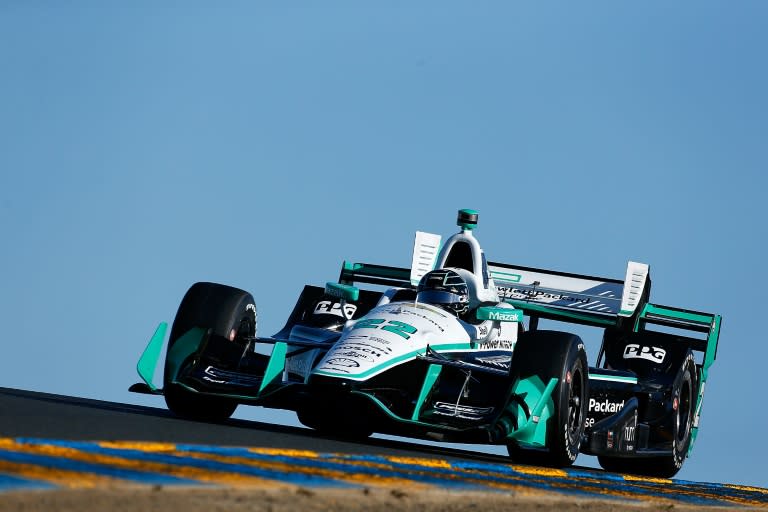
417;290;466;306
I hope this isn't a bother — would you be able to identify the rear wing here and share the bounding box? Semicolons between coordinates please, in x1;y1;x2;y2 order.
487;260;650;327
337;259;720;369
339;259;652;326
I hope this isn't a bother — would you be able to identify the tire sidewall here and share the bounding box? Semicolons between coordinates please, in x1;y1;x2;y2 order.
554;342;588;465
671;352;696;470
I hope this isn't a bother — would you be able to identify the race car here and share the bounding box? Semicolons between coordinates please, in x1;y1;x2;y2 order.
130;209;721;477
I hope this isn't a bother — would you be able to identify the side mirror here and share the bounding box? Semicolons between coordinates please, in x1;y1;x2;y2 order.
476;306;523;322
325;282;360;303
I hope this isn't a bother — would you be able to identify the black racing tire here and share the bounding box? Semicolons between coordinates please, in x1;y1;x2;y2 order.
297;406;373;440
598;353;696;478
163;282;257;421
506;330;589;468
164;382;239;422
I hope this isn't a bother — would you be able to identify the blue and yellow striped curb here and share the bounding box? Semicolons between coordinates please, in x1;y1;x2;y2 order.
0;438;766;507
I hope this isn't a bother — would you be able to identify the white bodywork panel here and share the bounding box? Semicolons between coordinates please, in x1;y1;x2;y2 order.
312;302;518;381
619;261;650;317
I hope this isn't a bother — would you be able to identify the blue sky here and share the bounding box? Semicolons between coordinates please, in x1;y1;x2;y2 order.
1;2;766;487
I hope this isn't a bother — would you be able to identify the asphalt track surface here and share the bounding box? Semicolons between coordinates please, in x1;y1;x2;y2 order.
1;386;768;509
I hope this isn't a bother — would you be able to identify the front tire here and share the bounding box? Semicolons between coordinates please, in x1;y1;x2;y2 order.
507;330;589;468
164;383;238;422
297;405;373;440
163;282;256;421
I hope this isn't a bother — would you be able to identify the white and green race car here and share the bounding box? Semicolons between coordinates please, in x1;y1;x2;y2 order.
131;209;721;477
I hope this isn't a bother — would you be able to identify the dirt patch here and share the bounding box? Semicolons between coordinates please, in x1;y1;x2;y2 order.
0;486;741;512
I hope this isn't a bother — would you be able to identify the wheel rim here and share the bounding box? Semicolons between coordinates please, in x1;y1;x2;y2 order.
567;366;584;442
676;377;692;445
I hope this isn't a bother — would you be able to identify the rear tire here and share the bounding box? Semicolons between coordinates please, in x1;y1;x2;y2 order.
598;353;696;478
163;282;257;421
506;330;588;468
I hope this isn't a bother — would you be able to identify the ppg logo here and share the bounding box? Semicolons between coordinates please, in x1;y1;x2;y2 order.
314;300;357;318
623;344;666;364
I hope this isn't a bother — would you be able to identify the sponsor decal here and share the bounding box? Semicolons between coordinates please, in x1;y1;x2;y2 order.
487;310;521;322
623;344;666;364
383;305;447;332
324;358;360;368
588;398;625;413
335;350;375;362
407;302;450;317
344;334;392;347
348;338;393;353
314;301;357;319
478;340;514;350
564;423;577;461
497;286;590;305
433;402;494;421
335;344;386;358
477;324;488;337
366;336;392;346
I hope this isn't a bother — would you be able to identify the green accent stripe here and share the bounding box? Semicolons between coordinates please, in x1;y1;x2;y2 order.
166;327;207;383
259;342;287;394
490;271;522;283
642;304;714;325
588;374;638;384
137;323;167;391
325;282;360;302
411;364;442;421
507;375;555;447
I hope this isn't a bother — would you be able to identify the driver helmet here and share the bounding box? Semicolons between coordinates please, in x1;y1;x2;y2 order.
416;269;470;317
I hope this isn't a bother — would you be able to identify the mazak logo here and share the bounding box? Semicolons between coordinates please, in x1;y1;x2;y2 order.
589;398;625;413
623;344;666;364
488;311;521;322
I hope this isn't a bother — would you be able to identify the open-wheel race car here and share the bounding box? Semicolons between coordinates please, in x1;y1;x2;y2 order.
130;209;721;477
